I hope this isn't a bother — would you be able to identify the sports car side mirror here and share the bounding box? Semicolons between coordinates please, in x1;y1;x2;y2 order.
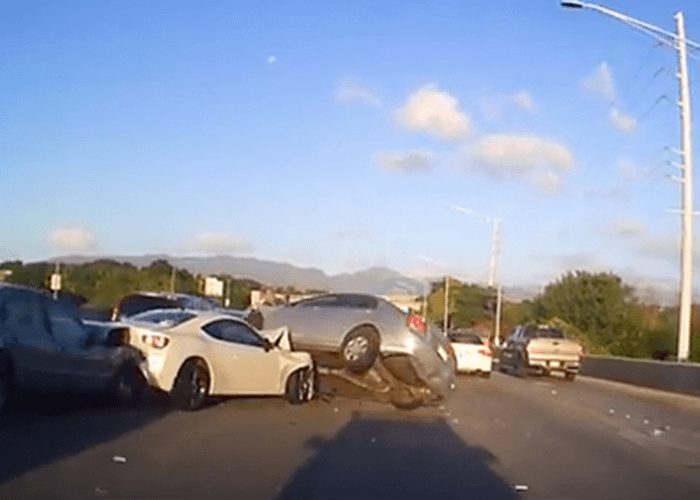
262;338;274;352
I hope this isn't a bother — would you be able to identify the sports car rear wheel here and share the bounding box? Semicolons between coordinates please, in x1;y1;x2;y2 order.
341;327;379;374
171;359;210;411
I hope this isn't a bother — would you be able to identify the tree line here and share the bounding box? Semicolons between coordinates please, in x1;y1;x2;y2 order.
426;271;700;362
0;259;261;313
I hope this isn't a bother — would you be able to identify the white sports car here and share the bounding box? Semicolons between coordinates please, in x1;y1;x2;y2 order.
124;309;315;410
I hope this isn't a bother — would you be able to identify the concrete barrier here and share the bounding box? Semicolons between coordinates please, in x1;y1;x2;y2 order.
581;355;700;397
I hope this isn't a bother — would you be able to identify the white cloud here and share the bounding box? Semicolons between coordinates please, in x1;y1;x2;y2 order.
616;159;646;179
396;85;470;140
582;62;615;102
478;91;536;120
467;134;573;193
192;232;249;254
335;79;382;107
530;170;564;194
607;218;647;238
609;108;638;134
584;186;628;200
374;150;434;173
48;227;96;253
267;55;276;64
471;134;574;172
511;91;536;112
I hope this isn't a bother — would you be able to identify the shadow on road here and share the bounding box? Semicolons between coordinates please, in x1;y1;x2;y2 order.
0;393;170;485
279;412;517;500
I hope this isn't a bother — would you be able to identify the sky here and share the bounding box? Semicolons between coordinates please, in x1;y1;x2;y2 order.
3;0;700;299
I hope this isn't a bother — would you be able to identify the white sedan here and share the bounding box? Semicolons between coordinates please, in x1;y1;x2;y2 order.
449;330;492;377
124;309;315;410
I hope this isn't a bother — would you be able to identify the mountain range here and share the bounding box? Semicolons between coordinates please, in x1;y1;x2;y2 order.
53;254;433;296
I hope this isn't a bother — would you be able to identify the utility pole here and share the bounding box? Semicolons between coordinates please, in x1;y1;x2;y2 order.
443;276;450;334
561;1;696;362
675;12;693;362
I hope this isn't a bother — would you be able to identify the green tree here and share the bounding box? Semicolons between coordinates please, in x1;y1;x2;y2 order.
533;271;645;356
426;279;494;329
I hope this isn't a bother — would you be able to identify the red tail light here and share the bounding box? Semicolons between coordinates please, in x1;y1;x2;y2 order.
407;314;426;335
478;348;492;357
141;333;170;349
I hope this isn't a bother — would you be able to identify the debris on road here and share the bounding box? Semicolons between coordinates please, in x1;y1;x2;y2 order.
663;425;671;431
625;414;631;420
371;437;376;444
452;418;459;424
550;389;557;396
333;407;339;413
514;484;530;492
652;428;665;437
112;455;127;464
608;409;615;415
643;419;650;425
94;486;108;496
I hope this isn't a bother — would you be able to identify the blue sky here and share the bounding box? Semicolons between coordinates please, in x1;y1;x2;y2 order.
2;0;700;297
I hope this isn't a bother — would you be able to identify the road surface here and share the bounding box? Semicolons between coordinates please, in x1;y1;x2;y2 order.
1;372;699;499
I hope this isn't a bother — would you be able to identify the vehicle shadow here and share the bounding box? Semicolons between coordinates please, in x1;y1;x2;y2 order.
0;392;170;485
278;412;517;500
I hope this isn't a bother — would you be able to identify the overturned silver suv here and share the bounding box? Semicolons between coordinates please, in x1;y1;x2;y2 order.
264;293;456;408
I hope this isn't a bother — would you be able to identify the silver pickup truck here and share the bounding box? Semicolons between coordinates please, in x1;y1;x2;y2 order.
499;324;583;380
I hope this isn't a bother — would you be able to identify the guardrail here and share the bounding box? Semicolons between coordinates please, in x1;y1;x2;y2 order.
581;355;700;397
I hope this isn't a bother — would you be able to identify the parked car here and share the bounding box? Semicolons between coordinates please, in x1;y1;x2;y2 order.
0;284;146;414
123;309;315;411
112;291;255;325
264;293;455;408
448;329;492;377
499;324;583;380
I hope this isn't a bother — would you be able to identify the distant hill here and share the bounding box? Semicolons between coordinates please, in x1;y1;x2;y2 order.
52;254;429;296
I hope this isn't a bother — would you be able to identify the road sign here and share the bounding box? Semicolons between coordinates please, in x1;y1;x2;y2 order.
50;273;62;291
204;276;224;298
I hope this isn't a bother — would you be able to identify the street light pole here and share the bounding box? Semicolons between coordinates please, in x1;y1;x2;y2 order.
562;1;695;362
488;218;500;288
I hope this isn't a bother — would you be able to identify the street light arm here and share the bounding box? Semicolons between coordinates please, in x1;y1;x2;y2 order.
562;1;700;50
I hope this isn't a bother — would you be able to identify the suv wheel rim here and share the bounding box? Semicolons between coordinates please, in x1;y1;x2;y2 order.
344;337;369;362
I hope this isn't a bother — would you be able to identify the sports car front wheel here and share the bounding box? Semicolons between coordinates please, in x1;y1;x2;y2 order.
286;367;315;405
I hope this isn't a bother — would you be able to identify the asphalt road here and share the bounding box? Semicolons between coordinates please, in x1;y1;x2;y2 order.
1;372;699;500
